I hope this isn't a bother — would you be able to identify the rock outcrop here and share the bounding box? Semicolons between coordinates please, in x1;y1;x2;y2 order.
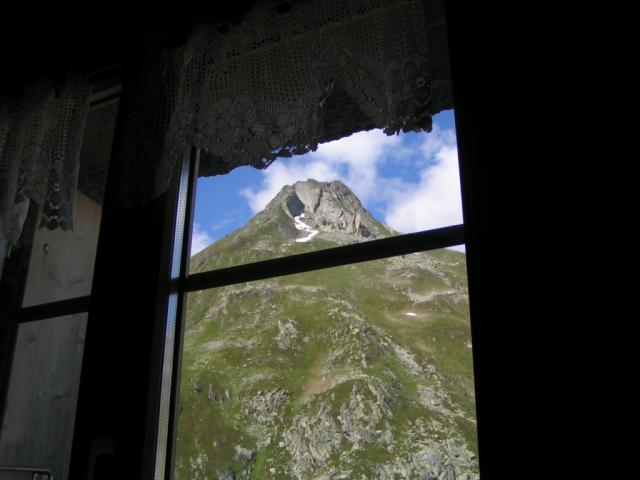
255;179;390;242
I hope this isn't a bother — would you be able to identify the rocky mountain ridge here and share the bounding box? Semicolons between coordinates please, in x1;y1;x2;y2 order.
251;179;392;243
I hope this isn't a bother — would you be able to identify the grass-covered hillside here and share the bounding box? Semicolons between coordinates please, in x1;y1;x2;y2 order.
175;180;478;480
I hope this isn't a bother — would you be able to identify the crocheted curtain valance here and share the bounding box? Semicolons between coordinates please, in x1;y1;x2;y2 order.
116;0;452;205
0;76;90;244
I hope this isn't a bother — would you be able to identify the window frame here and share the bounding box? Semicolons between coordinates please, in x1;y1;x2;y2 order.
0;72;123;479
156;137;468;478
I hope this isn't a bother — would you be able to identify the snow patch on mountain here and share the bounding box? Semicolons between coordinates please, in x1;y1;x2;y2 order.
293;213;319;243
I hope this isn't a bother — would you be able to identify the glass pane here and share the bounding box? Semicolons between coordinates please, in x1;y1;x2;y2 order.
0;99;118;310
190;110;464;272
175;247;477;479
0;313;87;480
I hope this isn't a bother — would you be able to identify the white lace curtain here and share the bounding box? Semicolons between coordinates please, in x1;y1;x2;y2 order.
117;0;452;205
0;0;452;244
0;76;90;244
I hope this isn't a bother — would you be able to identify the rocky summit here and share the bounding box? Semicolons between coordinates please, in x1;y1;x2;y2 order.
177;179;478;479
263;179;390;240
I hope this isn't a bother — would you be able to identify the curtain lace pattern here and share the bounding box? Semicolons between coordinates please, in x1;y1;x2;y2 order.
0;77;90;244
118;0;452;205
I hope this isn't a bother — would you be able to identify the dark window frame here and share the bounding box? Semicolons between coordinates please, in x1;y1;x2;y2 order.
156;131;468;478
0;71;124;478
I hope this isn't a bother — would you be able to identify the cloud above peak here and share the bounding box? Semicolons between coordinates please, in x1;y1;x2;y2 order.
384;141;463;233
241;129;401;213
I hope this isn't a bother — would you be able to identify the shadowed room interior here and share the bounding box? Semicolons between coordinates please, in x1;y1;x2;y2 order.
0;2;516;479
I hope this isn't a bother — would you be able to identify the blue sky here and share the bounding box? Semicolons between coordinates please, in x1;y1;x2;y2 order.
191;110;464;254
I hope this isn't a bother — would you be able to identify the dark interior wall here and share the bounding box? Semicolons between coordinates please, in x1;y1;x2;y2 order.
445;2;507;478
0;12;187;87
445;2;544;477
0;2;515;478
0;5;264;87
2;11;191;480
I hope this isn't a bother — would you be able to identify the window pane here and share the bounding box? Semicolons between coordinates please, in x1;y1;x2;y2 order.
175;247;477;479
0;99;118;310
190;111;464;273
0;313;87;480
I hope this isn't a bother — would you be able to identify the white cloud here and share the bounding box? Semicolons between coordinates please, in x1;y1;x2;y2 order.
419;126;457;160
241;129;400;213
191;222;214;255
310;129;401;203
384;144;463;232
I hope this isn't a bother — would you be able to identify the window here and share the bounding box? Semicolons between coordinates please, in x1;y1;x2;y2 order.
157;112;476;479
0;68;121;480
0;2;500;479
0;1;516;476
137;1;480;478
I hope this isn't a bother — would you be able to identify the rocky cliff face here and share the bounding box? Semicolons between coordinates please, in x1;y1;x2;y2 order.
253;179;391;242
283;180;380;236
178;180;478;480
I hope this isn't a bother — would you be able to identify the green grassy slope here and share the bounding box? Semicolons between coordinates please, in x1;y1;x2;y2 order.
176;184;478;480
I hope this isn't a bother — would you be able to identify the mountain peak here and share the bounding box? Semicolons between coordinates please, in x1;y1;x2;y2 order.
192;179;395;269
257;178;388;242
